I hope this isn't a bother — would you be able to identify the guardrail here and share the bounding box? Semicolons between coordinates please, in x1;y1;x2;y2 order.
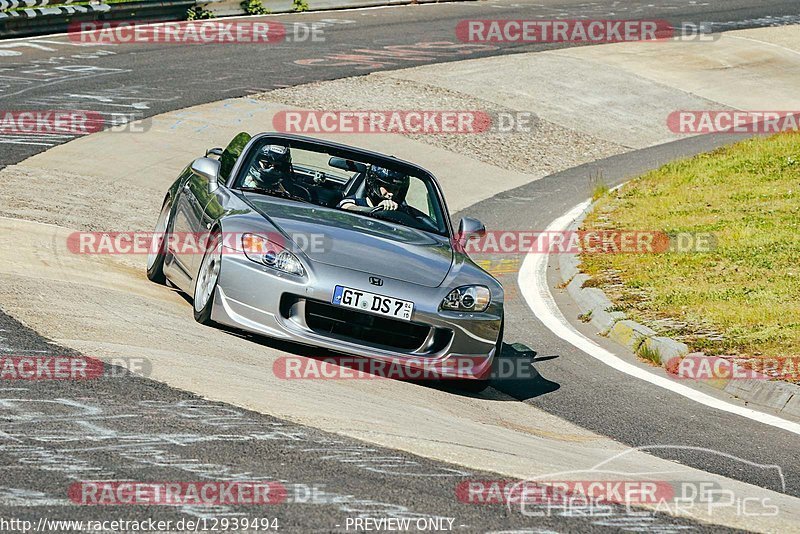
0;0;196;38
199;0;451;17
0;0;465;39
1;0;75;9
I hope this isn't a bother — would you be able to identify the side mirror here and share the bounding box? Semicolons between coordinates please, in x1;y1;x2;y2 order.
457;217;486;248
206;147;224;158
190;157;222;194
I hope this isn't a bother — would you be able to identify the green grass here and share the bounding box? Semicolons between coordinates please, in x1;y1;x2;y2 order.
636;342;662;366
592;183;610;201
581;131;800;360
589;170;610;201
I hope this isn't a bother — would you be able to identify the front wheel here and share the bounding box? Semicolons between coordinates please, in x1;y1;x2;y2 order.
193;231;222;325
146;200;172;284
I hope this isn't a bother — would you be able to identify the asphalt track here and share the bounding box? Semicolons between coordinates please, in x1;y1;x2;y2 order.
2;0;800;166
0;309;725;533
2;0;800;532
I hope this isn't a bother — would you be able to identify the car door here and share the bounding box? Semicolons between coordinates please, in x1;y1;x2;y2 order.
192;174;228;276
171;170;210;277
174;133;250;277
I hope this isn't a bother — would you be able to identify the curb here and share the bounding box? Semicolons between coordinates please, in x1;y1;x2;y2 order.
554;200;800;419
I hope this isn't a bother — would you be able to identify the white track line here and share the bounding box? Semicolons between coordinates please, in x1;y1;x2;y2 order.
518;200;800;436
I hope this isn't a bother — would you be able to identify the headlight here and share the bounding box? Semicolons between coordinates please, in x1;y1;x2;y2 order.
241;233;305;276
441;285;491;312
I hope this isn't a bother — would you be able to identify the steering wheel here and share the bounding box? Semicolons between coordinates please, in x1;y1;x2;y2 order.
370;204;439;233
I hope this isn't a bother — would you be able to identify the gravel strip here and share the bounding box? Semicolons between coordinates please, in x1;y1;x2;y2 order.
258;73;627;176
0;70;627;239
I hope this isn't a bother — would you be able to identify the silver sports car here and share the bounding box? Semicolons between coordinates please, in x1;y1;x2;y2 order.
147;133;503;389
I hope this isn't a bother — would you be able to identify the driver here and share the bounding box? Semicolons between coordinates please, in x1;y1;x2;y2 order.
244;144;312;201
338;165;409;213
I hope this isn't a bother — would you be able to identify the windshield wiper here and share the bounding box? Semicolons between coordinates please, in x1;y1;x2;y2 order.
239;187;310;204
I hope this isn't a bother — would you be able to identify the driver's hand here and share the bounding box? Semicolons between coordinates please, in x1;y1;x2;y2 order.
377;199;398;211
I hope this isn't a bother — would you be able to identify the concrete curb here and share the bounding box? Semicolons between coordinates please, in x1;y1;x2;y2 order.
554;200;800;419
608;320;656;353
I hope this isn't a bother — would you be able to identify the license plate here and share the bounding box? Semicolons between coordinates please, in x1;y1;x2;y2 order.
332;285;414;321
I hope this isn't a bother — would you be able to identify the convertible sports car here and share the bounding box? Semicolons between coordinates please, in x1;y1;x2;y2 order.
146;133;503;390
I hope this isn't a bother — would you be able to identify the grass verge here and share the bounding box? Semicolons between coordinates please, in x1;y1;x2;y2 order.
581;131;800;361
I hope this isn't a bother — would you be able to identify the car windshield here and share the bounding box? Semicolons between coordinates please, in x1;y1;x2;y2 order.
233;140;449;236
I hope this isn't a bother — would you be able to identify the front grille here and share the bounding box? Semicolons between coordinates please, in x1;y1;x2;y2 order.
304;299;434;352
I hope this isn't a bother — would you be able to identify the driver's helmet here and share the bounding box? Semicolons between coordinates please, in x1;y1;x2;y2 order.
365;165;409;203
253;144;292;187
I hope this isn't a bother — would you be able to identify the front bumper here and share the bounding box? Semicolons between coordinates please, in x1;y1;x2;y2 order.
210;253;502;380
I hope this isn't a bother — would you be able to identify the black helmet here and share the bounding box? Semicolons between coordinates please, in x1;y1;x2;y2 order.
255;144;292;186
366;165;409;202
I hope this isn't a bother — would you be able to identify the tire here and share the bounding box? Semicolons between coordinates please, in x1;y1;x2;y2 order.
193;231;223;325
146;200;172;284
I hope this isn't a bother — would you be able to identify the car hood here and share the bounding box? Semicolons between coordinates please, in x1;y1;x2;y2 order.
244;195;454;288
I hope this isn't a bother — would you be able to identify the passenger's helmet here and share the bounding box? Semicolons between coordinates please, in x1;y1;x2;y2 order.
255;144;292;186
366;165;409;202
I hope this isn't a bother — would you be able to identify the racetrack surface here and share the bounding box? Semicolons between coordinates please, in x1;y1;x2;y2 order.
2;0;800;166
0;309;732;533
2;1;800;532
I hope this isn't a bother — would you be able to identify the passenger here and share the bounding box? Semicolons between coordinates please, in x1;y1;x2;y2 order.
244;145;312;202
